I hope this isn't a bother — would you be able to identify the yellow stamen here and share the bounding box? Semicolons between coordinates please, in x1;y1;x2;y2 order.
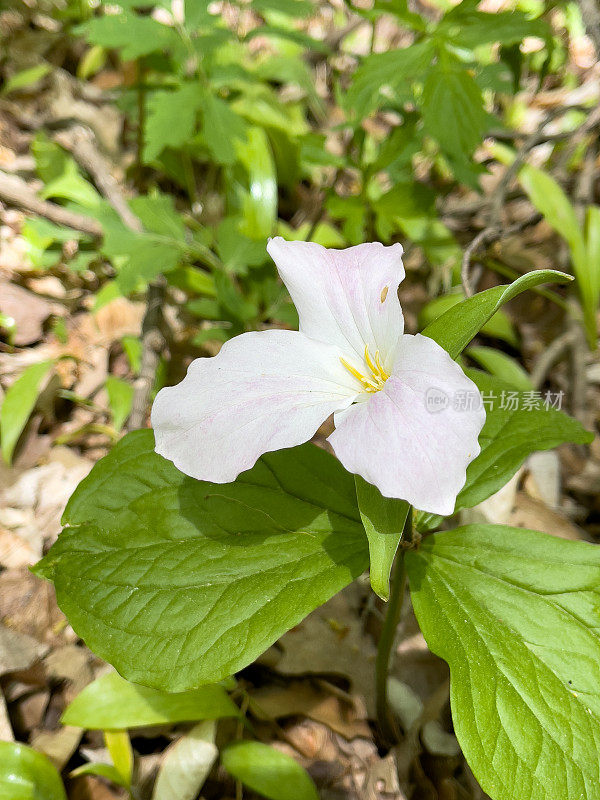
340;345;390;393
364;345;378;376
375;350;387;377
340;357;369;386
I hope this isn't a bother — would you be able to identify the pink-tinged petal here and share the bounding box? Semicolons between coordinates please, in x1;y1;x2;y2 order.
267;238;405;370
328;334;485;515
152;330;358;483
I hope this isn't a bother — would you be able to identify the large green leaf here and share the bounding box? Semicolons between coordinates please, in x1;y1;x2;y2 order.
62;671;238;729
422;270;572;359
407;525;600;800
456;371;592;510
35;431;367;691
0;741;66;800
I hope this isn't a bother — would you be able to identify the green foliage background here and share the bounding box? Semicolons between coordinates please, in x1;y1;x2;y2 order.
3;0;593;372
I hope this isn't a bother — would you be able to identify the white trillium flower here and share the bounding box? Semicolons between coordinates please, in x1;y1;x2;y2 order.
152;238;486;515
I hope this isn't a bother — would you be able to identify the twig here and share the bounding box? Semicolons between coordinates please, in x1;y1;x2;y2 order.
127;280;166;431
136;62;147;174
55;122;166;432
568;139;595;421
460;213;541;297
54;125;143;232
555;103;600;181
578;0;600;56
461;105;590;297
531;330;578;389
0;170;102;237
573;140;597;222
568;309;588;424
461;228;495;297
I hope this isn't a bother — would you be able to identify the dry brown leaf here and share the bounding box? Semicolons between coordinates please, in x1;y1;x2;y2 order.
0;527;41;568
509;492;590;541
361;752;405;800
11;689;50;735
250;680;371;740
394;608;449;704
0;281;52;346
44;645;94;703
0;568;65;644
0;447;92;553
281;718;338;760
459;470;522;526
30;724;82;770
276;584;377;716
524;451;560;508
94;297;144;342
25;276;68;300
0;624;48;676
69;775;128;800
0;688;14;742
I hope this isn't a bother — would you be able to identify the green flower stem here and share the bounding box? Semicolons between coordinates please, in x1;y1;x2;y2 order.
375;506;413;745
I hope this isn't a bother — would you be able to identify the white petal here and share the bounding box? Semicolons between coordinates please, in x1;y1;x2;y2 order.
328;334;485;515
152;330;358;483
267;238;405;371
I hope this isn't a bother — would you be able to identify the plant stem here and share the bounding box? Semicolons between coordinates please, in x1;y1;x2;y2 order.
136;61;147;175
375;506;413;745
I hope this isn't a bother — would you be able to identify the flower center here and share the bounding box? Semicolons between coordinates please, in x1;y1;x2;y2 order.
340;345;390;393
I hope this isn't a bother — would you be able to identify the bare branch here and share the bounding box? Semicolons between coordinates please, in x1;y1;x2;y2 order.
0;170;102;237
54;125;143;233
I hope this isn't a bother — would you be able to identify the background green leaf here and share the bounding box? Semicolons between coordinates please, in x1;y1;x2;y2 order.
145;84;203;163
0;741;66;800
455;371;593;510
152;721;217;800
62;671;238;729
3;63;51;94
1;360;53;464
466;346;533;391
105;376;134;432
75;14;178;60
222;741;319;800
421;50;488;165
